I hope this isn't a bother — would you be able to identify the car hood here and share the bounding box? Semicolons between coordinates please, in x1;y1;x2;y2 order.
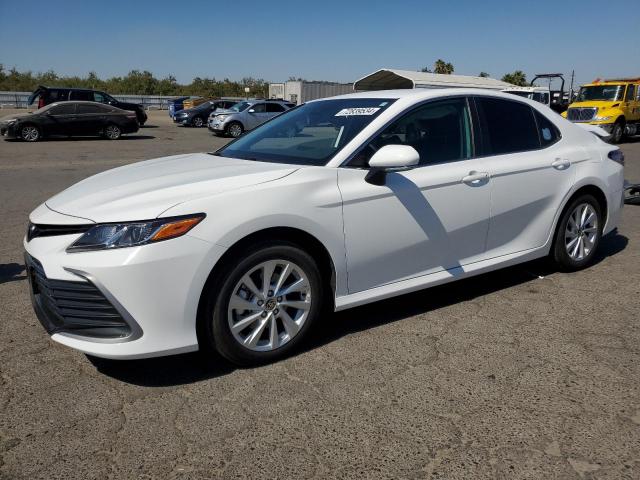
44;153;299;222
0;112;33;123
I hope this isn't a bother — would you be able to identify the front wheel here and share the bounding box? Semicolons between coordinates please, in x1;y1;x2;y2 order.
192;116;204;127
610;121;625;144
202;242;324;366
226;122;243;138
20;124;40;142
104;124;121;140
551;194;602;271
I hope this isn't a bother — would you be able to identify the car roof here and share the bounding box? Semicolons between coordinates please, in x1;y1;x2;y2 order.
311;88;540;103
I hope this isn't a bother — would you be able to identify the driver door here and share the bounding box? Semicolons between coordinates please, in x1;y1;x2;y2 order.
338;97;492;293
246;103;269;129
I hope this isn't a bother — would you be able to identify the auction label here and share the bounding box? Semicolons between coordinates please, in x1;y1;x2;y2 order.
335;107;380;116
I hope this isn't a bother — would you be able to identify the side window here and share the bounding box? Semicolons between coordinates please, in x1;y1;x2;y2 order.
251;103;267;113
70;90;93;101
77;104;106;114
476;97;540;155
352;97;472;167
534;110;561;147
47;89;69;102
625;85;635;101
266;103;285;113
93;92;107;103
49;104;76;115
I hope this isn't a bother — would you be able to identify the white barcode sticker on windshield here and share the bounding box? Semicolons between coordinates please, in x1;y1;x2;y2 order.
335;107;380;116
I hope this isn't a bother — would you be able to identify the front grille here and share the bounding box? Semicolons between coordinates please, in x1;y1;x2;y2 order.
26;255;132;339
27;222;92;242
567;107;597;122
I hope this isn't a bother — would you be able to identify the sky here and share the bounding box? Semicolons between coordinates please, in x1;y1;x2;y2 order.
1;0;638;89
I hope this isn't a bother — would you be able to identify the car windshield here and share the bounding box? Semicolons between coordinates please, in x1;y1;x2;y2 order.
577;85;625;102
215;98;396;166
229;102;251;112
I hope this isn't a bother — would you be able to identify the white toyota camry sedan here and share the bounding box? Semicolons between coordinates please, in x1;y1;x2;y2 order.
25;89;624;366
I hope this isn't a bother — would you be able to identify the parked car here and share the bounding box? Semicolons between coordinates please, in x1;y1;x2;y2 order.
24;89;623;366
1;101;139;141
173;100;239;127
208;99;295;137
168;96;189;118
182;97;208;110
28;86;148;125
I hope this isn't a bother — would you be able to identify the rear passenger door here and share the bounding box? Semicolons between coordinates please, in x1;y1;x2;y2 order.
474;97;587;258
73;104;109;136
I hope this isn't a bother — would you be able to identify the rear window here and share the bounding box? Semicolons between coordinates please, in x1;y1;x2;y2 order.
476;97;540;155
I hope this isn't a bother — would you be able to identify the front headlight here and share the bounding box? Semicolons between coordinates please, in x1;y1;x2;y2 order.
215;115;228;122
67;214;205;253
5;119;17;125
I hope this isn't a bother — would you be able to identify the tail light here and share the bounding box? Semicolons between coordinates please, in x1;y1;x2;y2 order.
37;96;44;109
608;149;624;166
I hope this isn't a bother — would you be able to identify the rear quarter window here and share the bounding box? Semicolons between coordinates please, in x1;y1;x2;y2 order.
533;110;561;147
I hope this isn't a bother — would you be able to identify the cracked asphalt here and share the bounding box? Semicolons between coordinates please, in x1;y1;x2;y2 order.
1;110;639;479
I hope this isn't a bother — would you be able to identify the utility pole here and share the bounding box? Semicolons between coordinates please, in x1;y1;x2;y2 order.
569;70;575;102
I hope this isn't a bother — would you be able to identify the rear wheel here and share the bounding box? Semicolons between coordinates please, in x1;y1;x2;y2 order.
552;194;602;271
104;124;121;140
20;124;40;142
226;122;243;138
201;242;323;366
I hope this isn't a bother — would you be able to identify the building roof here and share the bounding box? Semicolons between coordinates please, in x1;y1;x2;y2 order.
354;68;514;91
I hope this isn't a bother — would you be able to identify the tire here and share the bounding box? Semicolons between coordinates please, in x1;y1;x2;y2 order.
20;124;40;142
201;241;324;366
192;116;204;128
226;121;243;138
104;124;121;140
610;120;625;144
551;194;603;272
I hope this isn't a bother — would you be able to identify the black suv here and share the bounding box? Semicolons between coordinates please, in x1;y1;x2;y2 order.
28;86;148;125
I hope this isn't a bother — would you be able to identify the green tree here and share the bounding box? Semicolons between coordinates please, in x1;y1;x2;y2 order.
502;70;527;86
433;59;454;74
420;66;432;73
478;72;490;78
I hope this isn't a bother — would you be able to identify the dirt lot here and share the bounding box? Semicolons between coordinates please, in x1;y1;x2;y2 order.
1;110;639;479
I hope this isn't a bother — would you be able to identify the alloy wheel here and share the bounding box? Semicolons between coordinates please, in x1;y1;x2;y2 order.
227;259;311;352
193;117;203;127
228;123;242;137
105;125;121;139
564;203;598;261
21;126;39;142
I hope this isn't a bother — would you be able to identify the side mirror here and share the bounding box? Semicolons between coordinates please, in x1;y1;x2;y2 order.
365;145;420;185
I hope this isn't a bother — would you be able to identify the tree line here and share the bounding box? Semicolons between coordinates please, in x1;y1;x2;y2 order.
0;65;269;98
0;63;532;97
421;60;529;86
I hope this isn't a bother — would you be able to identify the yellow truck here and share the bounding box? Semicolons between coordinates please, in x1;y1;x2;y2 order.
562;78;640;143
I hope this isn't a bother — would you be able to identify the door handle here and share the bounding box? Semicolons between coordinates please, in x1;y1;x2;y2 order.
462;171;489;185
552;158;571;170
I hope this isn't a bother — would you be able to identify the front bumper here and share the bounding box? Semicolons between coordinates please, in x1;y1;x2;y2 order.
1;123;18;138
208;119;227;132
24;217;227;359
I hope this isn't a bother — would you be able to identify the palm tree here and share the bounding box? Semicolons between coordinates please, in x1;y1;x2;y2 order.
501;70;528;86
